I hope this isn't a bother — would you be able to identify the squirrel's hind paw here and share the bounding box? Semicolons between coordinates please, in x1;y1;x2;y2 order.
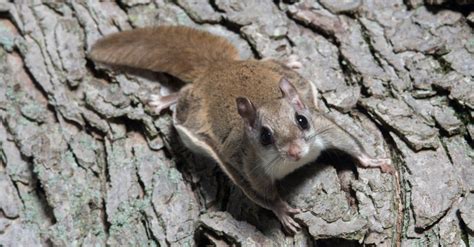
148;93;180;115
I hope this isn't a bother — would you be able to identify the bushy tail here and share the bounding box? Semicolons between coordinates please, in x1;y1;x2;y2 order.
89;26;239;82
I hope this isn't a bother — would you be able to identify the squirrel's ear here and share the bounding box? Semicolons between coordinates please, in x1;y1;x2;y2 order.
279;77;304;110
236;97;257;128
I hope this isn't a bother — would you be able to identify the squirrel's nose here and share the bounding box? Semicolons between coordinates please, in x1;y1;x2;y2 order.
287;144;301;161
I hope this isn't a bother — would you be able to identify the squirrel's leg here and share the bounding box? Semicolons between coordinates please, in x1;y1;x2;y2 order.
357;154;395;174
244;181;301;235
149;92;180;114
242;167;301;235
270;195;302;235
316;114;395;174
220;162;301;234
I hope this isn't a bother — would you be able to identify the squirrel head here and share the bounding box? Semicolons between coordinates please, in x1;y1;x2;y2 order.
236;77;325;179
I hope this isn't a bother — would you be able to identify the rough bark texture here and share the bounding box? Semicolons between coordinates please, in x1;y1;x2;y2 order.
0;0;473;246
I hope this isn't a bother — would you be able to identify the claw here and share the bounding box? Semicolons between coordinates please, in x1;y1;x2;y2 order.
272;201;302;235
380;163;396;174
280;214;299;235
286;205;301;215
289;216;301;230
370;158;395;174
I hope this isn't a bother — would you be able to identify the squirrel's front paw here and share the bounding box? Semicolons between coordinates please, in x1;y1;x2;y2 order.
272;201;301;235
149;94;167;114
379;162;396;174
370;158;395;174
358;155;396;175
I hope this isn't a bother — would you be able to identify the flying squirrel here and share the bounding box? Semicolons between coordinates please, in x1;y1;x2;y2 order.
89;26;394;234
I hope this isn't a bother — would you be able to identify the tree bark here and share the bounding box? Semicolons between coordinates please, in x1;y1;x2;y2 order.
0;0;473;246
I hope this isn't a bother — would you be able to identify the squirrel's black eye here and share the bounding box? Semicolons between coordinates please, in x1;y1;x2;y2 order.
296;114;309;130
260;127;273;146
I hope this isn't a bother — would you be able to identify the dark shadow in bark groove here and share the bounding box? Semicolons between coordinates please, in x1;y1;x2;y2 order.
279;159;327;193
316;238;362;247
456;208;473;245
194;225;235;246
163;126;228;211
424;2;474;16
31;162;58;226
323;149;361;209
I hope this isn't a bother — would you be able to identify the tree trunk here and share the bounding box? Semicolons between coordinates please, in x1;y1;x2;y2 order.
0;0;472;246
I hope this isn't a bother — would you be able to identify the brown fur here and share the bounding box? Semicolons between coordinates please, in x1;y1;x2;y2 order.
89;26;239;82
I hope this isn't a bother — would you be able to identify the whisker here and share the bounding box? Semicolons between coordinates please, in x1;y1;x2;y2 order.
307;125;333;141
249;153;279;176
264;156;280;174
264;155;283;177
317;126;333;135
